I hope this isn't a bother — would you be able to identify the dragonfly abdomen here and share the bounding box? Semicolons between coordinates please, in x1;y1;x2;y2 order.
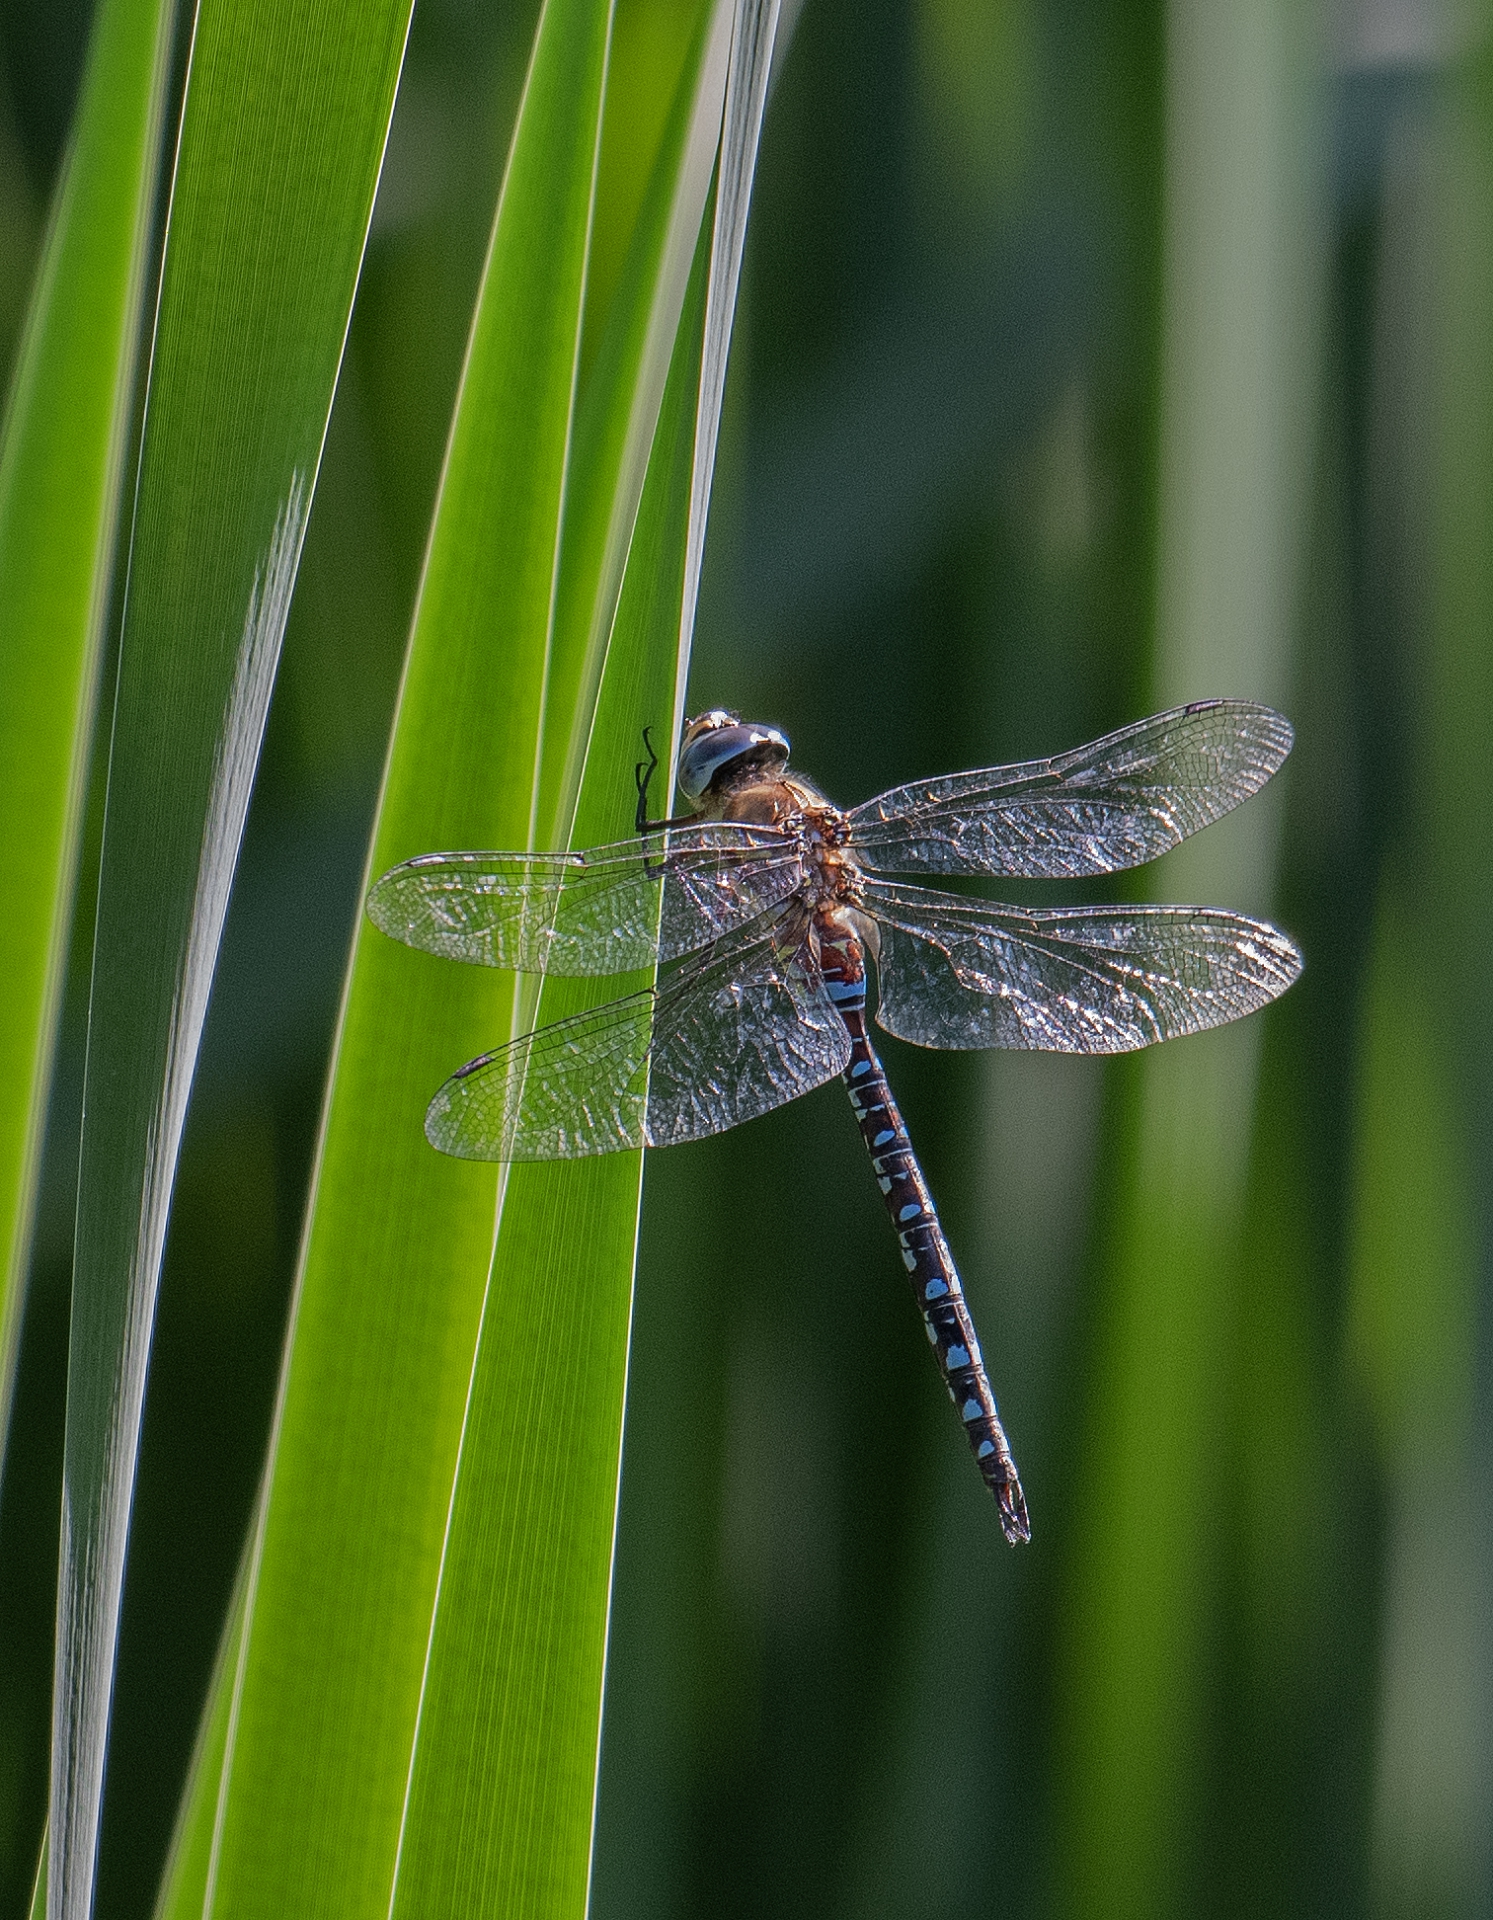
823;957;1030;1543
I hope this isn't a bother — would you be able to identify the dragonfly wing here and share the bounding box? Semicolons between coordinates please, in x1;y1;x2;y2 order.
642;923;851;1149
864;880;1302;1053
846;701;1293;879
425;915;850;1160
366;822;803;975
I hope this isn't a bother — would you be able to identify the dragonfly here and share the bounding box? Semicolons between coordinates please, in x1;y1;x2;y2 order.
367;701;1302;1543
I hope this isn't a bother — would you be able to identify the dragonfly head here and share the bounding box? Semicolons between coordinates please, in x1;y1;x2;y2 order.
677;711;791;804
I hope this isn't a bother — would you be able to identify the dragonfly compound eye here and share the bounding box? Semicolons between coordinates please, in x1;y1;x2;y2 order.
677;719;791;802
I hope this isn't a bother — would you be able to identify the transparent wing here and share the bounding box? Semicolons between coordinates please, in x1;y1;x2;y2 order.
425;916;850;1160
366;821;804;976
846;701;1293;879
863;879;1302;1053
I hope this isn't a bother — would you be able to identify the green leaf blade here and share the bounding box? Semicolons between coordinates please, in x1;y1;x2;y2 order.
537;0;729;847
191;1;619;1912
384;214;712;1920
1051;1;1317;1909
161;1;772;1907
0;0;174;1463
377;0;792;1891
53;6;416;1916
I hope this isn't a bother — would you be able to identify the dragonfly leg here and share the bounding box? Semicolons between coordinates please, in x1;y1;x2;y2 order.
634;725;661;836
835;1005;1029;1543
634;726;706;858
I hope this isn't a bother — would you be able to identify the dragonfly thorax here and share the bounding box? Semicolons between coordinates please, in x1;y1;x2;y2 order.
712;772;866;914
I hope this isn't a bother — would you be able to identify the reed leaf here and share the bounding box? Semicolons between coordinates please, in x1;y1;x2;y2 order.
0;0;173;1469
1053;1;1320;1913
151;2;764;1914
52;5;415;1915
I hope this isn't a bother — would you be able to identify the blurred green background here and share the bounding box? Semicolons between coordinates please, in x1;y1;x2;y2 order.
1;0;1489;1916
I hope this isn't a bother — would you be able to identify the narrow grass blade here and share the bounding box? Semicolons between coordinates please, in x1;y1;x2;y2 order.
159;5;758;1909
0;0;173;1469
379;10;780;1898
1349;887;1475;1464
52;7;415;1918
379;6;784;1900
539;0;732;847
184;1;618;1911
675;0;782;732
1356;58;1493;1900
385;215;712;1920
1052;1;1321;1914
1349;887;1478;1909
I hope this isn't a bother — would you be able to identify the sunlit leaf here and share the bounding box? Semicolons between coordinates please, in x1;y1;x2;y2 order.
161;1;711;1912
0;0;173;1466
385;206;714;1920
1051;0;1318;1910
53;5;415;1914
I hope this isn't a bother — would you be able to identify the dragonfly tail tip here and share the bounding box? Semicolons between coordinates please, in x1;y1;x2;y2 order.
999;1477;1031;1546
